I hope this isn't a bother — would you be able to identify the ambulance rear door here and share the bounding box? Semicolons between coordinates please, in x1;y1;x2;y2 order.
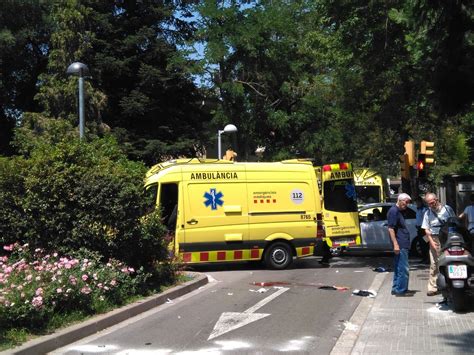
321;164;361;247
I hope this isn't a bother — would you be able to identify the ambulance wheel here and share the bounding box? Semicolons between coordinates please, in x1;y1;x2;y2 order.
264;242;292;270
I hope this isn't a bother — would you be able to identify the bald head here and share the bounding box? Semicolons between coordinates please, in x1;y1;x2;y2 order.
425;192;440;210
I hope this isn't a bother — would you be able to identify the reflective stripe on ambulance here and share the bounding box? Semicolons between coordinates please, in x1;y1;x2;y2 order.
179;245;314;263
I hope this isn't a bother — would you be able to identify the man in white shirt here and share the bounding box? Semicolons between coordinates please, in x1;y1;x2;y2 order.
422;193;455;296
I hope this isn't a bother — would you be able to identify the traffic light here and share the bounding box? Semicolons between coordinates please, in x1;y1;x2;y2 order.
417;153;427;179
420;140;435;165
404;140;415;167
400;154;410;180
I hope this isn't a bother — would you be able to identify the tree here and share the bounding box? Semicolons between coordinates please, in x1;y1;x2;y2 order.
82;0;210;164
390;0;474;178
0;0;50;155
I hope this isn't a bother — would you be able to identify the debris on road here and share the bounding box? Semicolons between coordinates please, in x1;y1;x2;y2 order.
249;288;269;293
318;285;349;291
352;289;377;297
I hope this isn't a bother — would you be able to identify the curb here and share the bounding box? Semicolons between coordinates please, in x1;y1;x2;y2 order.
330;271;387;355
3;272;208;355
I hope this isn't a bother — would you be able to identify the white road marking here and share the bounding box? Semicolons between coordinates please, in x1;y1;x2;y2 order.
208;287;290;340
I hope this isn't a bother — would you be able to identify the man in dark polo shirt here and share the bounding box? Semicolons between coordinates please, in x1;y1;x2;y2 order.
388;193;413;296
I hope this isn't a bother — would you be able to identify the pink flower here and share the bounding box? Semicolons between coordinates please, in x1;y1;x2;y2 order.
82;274;88;281
3;244;13;251
69;276;77;285
80;286;91;295
32;296;43;308
56;288;63;294
26;274;33;281
35;287;44;296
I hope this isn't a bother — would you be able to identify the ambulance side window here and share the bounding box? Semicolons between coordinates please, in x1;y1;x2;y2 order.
144;183;158;215
159;183;178;231
324;179;358;212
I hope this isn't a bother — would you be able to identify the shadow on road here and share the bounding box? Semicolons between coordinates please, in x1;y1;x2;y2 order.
185;252;428;273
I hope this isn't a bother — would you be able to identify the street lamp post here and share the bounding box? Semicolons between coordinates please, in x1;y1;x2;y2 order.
217;124;238;159
67;62;90;139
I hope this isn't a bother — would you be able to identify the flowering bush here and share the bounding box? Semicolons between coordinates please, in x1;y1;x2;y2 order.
0;243;150;332
0;127;168;270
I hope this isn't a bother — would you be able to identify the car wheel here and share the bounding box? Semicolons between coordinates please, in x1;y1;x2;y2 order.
410;236;424;257
330;247;342;257
264;242;292;270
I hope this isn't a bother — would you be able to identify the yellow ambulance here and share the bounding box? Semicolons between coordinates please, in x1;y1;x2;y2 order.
144;159;321;269
353;168;388;205
314;163;361;248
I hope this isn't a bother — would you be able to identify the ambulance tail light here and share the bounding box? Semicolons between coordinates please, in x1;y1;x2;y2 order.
316;213;325;239
339;162;349;170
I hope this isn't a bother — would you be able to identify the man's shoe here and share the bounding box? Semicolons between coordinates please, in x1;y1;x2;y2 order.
392;290;415;296
319;260;330;267
395;292;415;297
427;290;439;296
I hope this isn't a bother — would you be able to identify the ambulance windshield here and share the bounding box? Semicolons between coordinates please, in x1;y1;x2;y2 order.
144;183;158;214
355;186;381;204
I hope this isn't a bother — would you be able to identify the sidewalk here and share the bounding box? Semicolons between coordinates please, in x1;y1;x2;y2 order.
332;263;474;354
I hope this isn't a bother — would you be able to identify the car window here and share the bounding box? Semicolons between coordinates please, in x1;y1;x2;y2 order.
381;206;391;220
404;208;416;219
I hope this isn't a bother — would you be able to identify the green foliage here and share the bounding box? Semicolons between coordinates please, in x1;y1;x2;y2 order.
185;0;472;180
1;0;473;181
1;118;169;269
34;0;107;126
0;0;51;155
0;157;28;241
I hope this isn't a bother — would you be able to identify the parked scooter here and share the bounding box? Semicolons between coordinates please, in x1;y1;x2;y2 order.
436;217;474;312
